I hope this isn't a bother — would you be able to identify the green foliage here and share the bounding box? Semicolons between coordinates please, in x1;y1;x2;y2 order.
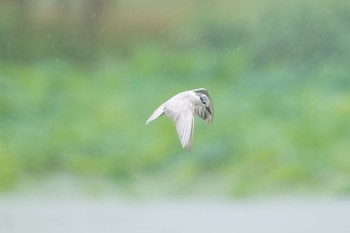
0;54;350;195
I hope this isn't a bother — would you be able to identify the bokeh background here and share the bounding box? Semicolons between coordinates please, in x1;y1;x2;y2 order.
0;0;350;198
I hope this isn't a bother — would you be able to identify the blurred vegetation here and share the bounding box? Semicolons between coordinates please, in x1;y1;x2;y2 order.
0;0;350;196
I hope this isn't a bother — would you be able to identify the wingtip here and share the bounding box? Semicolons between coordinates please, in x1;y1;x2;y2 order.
182;144;192;152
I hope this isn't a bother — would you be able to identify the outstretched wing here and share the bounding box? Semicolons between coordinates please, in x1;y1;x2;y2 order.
164;103;194;151
146;104;165;125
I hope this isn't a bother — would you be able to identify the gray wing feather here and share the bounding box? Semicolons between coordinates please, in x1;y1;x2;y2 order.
164;105;194;151
194;105;208;121
193;104;213;124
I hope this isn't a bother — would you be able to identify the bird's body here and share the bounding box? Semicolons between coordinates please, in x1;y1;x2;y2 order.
146;88;214;151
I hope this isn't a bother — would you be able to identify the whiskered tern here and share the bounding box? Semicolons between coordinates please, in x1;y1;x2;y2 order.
146;88;214;151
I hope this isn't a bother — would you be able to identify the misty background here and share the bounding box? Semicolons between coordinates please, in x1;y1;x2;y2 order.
0;0;350;232
1;0;349;196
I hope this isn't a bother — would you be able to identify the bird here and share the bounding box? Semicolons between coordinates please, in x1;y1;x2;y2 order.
146;88;214;151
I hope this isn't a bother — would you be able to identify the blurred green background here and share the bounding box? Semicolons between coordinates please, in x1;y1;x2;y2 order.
0;0;349;196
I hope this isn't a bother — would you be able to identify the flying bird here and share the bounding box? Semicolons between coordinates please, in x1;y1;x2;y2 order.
146;88;214;151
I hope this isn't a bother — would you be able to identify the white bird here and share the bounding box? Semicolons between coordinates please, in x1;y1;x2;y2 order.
146;88;214;151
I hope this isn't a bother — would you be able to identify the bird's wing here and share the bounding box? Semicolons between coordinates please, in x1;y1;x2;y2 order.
193;105;210;123
164;103;194;151
193;103;213;124
146;104;165;124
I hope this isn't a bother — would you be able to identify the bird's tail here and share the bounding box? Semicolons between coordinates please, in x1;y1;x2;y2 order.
146;104;164;125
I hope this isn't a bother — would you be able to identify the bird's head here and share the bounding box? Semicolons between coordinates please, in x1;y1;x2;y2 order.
193;88;214;122
196;94;213;116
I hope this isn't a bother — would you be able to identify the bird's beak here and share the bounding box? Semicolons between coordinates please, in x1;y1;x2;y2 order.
206;106;212;115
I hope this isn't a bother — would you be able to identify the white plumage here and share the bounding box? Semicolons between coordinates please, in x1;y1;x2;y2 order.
146;88;214;151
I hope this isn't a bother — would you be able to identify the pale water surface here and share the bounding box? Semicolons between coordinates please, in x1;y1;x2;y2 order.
1;196;350;233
